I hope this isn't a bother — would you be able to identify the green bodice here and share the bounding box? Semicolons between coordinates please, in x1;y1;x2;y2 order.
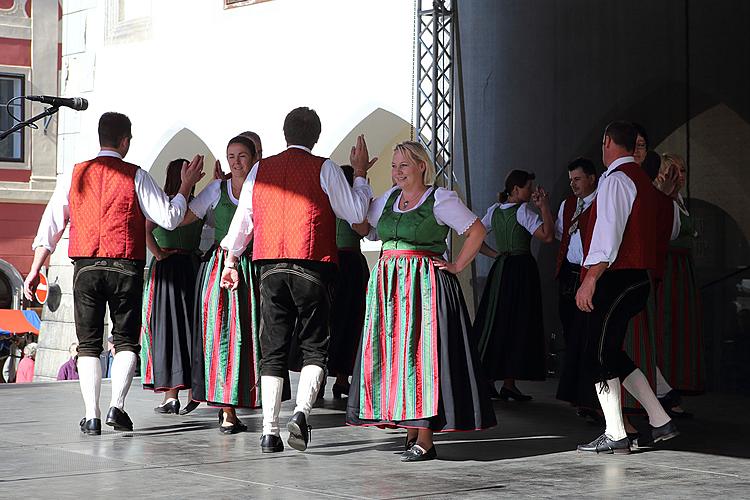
377;188;448;254
213;180;238;244
336;218;361;249
670;209;696;250
491;204;531;254
152;220;203;251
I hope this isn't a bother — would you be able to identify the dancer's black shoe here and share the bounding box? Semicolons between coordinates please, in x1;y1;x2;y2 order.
651;420;680;443
179;400;200;415
577;434;631;454
79;417;101;436
499;386;532;402
105;406;133;431
401;444;437;462
154;399;180;414
260;434;284;453
332;381;350;399
217;409;247;434
287;411;311;451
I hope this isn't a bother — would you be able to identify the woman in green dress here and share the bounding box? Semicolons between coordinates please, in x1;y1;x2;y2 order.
347;141;495;462
475;170;555;401
140;159;204;414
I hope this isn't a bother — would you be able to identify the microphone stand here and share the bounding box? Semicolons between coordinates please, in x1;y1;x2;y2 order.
0;105;59;141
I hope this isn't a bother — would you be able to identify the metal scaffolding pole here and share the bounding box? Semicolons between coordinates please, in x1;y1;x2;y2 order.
415;0;455;249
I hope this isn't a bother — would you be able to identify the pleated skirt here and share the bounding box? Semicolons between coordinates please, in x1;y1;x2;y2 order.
347;251;496;432
328;250;369;376
191;247;262;408
140;253;198;391
475;254;546;381
655;249;704;392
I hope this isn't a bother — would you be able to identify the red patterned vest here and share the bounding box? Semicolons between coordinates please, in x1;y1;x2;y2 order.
580;162;672;280
252;148;338;263
68;156;146;260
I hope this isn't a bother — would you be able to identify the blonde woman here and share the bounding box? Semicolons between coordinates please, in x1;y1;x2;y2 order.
346;141;496;462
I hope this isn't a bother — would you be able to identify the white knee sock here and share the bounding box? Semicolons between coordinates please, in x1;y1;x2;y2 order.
622;369;671;428
78;356;102;420
595;379;627;441
655;367;673;398
294;365;325;418
109;351;137;410
261;375;284;436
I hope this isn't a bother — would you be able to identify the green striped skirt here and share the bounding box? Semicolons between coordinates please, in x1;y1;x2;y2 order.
191;247;261;408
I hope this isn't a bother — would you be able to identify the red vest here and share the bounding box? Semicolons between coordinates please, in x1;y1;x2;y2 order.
68;156;146;261
580;162;672;280
252;148;338;264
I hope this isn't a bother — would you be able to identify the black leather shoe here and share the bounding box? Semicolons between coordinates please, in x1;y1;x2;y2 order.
218;409;247;435
651;420;680;443
79;417;101;436
154;399;180;414
179;400;200;415
260;434;284;453
105;406;133;431
332;381;350;399
658;389;682;409
287;411;311;451
500;386;533;402
405;435;418;451
577;434;631;454
401;444;437;462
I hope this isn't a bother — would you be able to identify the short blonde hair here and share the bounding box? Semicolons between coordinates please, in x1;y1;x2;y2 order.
394;141;436;186
660;152;686;176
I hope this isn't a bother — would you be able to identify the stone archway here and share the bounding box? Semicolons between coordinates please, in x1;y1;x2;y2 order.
329;108;414;198
146;127;218;196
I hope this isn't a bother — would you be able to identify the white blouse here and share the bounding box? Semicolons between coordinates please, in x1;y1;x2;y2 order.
188;179;240;219
366;186;478;240
481;202;543;236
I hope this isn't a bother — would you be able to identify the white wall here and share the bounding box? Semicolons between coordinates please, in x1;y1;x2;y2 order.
59;0;415;174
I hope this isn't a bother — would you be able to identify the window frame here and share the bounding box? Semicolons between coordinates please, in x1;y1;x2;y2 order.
0;71;27;165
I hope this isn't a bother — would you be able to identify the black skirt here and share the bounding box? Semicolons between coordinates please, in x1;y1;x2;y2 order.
328;250;369;376
475;254;546;381
141;253;199;392
346;270;496;432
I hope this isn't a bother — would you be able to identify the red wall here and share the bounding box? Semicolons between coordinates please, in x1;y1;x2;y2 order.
0;202;46;277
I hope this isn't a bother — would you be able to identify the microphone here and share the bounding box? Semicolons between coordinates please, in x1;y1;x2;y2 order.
25;95;88;111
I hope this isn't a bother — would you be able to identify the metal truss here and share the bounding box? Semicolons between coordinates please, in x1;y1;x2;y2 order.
415;0;455;190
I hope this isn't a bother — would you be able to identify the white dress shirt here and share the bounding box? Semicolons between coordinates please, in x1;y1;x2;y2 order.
481;202;543;236
554;189;597;266
583;156;681;268
220;145;373;257
32;150;188;253
366;186;478;240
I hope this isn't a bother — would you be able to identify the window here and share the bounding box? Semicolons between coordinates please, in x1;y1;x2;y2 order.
0;73;25;163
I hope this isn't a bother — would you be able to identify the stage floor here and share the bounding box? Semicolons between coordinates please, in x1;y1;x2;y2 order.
1;376;748;499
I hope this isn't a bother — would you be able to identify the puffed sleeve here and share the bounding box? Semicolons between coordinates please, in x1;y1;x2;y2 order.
481;203;499;233
433;187;479;235
516;203;543;235
188;179;222;219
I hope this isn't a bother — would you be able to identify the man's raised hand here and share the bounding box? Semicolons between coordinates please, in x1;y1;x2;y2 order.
350;135;378;177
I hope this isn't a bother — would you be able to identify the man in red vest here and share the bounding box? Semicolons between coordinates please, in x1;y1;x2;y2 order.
220;107;375;454
554;157;598;410
24;112;204;435
575;121;679;455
